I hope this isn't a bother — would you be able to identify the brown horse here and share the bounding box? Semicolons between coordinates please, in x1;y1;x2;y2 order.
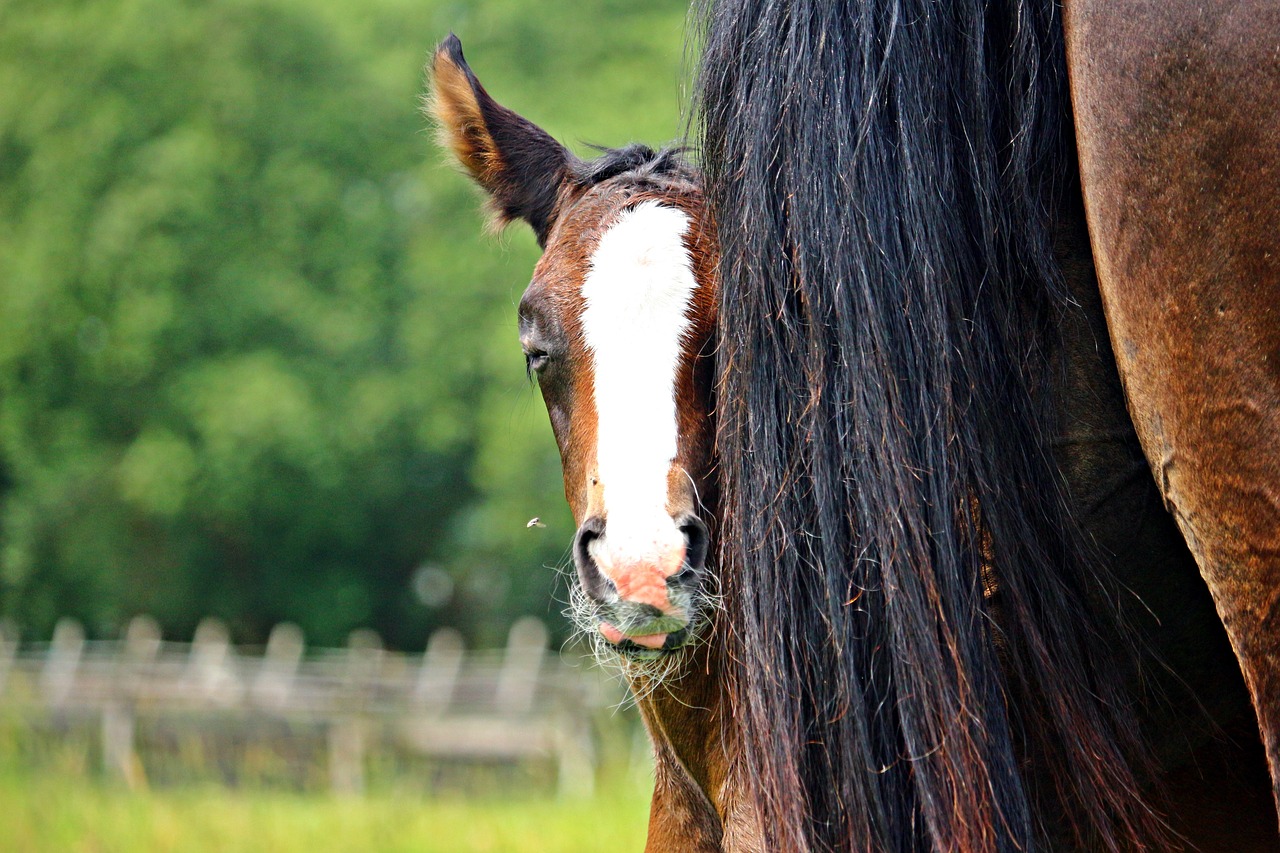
430;1;1280;847
431;37;737;848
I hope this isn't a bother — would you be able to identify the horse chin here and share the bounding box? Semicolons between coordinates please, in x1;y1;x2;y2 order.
607;624;694;661
576;593;701;661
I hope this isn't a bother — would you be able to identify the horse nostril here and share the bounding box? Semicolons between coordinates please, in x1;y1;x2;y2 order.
673;515;710;587
573;516;615;603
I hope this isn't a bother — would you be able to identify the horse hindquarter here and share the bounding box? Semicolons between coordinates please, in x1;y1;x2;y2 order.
1065;0;1280;815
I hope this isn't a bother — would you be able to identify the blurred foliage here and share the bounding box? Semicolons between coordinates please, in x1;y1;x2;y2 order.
0;0;691;647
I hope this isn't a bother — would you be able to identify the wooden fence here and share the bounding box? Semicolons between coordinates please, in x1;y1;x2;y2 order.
0;615;625;796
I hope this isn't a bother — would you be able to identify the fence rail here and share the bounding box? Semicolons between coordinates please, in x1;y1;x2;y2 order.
0;615;623;796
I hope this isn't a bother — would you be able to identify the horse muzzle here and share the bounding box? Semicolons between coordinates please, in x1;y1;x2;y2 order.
573;513;709;657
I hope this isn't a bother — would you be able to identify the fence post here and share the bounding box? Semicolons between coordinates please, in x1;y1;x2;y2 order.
0;620;16;698
252;622;304;709
40;617;84;707
102;615;161;789
186;617;239;705
329;628;381;795
495;617;546;715
413;627;463;714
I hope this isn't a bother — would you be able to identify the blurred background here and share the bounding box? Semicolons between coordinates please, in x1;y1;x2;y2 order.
0;0;693;848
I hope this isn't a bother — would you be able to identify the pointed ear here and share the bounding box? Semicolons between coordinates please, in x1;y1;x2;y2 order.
428;35;573;246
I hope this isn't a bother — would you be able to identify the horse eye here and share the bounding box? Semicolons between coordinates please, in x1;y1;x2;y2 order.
524;349;550;377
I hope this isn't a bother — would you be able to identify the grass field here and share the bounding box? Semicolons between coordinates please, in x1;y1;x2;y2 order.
0;770;653;852
0;716;653;852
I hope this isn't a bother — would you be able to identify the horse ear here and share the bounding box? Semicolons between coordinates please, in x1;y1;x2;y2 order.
429;35;573;246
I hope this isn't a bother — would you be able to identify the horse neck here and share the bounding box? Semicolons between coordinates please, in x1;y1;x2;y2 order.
631;623;727;783
635;622;774;851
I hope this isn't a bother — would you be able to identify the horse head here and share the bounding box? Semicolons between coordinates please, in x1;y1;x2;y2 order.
430;36;719;660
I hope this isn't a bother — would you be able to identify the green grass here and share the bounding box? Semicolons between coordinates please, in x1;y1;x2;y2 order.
0;702;655;851
0;716;654;853
0;770;652;852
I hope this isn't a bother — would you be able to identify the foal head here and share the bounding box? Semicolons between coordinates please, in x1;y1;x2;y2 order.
430;37;718;660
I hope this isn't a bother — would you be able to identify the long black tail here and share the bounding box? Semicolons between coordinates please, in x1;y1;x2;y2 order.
696;1;1163;849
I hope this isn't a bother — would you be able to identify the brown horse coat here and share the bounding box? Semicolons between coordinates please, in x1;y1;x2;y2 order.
1066;0;1280;809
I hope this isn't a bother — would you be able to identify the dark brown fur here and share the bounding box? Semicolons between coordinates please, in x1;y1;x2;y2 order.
1066;0;1280;812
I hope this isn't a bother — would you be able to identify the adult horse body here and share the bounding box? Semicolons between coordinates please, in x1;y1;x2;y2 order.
431;0;1280;847
698;0;1280;849
1067;0;1280;793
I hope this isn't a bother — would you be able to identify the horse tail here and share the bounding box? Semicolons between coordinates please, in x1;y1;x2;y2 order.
696;1;1163;849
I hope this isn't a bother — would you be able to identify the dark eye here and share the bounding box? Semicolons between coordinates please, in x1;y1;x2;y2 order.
524;349;550;377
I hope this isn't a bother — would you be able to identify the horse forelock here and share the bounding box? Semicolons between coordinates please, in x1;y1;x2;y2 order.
697;0;1166;850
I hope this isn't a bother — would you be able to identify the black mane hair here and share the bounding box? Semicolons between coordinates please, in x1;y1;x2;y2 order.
696;1;1162;850
572;143;693;187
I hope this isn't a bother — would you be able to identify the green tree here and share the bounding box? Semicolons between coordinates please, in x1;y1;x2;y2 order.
0;0;689;648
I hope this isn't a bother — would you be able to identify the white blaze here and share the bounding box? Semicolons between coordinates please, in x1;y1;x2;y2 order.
580;201;696;571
